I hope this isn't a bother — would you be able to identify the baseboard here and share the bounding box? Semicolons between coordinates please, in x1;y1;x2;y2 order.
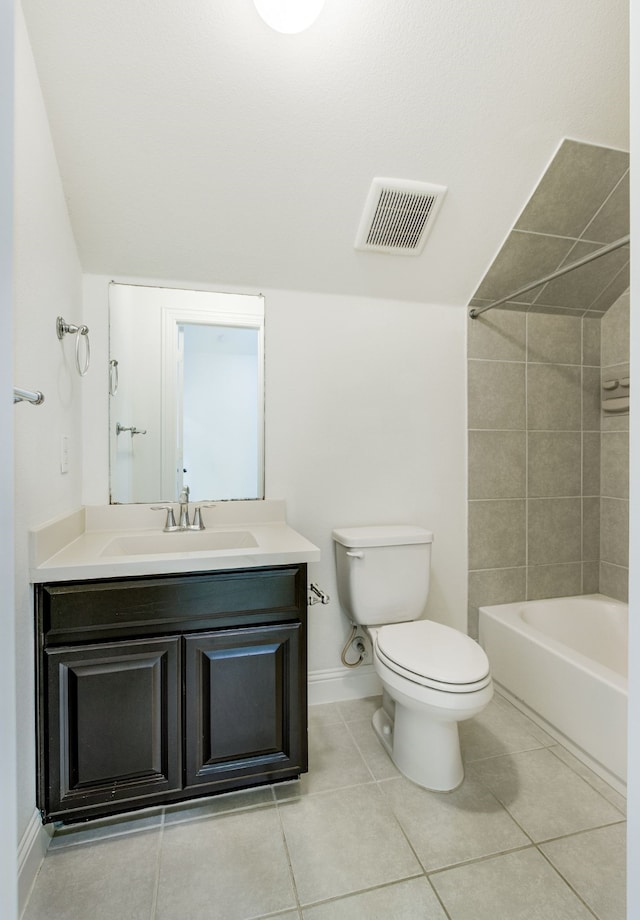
17;809;50;917
308;663;381;705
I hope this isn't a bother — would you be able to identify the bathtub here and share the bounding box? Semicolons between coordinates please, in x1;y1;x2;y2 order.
478;594;627;794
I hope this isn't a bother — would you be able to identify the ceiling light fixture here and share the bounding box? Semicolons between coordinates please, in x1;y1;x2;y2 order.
253;0;325;34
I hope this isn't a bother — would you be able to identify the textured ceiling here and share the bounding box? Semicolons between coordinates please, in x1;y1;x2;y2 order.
20;0;629;305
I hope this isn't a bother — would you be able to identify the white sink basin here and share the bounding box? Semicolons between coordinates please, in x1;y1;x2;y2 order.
100;530;259;557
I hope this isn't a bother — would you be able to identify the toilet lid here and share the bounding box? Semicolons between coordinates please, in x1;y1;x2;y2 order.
375;621;490;686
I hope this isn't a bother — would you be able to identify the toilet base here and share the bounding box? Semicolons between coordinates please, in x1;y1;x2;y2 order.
372;704;464;792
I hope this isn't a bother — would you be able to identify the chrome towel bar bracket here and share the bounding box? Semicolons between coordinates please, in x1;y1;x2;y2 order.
56;315;91;376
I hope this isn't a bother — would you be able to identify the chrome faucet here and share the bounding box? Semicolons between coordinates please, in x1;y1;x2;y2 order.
152;489;215;532
178;486;191;529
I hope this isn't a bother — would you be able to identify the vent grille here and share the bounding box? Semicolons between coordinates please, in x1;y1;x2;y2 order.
355;178;447;255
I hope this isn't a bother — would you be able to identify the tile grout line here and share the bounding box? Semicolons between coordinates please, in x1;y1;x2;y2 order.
273;786;304;917
467;751;626;861
148;811;164;920
371;777;456;920
535;844;602;920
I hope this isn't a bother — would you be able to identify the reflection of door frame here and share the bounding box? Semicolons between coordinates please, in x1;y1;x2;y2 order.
175;326;185;498
160;301;265;500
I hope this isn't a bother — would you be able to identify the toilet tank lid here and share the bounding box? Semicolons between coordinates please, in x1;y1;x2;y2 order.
332;525;433;548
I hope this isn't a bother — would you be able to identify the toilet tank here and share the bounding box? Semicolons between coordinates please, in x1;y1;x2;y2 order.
332;525;433;627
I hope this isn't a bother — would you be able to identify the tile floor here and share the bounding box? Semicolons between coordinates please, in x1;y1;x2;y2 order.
22;693;627;920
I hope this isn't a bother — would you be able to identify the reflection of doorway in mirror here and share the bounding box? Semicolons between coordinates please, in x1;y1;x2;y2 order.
108;282;264;504
178;323;260;500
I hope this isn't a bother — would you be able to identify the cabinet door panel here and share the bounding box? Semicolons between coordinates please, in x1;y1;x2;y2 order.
185;624;305;789
45;637;180;819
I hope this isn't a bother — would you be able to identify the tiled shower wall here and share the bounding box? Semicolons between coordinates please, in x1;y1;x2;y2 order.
467;297;629;638
600;291;630;601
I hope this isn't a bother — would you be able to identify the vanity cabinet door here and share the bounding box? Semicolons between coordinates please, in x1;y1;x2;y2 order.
43;636;181;821
184;623;307;792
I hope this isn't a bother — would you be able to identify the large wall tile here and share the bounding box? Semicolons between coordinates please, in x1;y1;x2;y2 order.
599;562;629;603
468;360;525;429
513;140;629;238
474;231;575;303
582;432;601;496
468;501;526;570
601;431;629;498
528;498;582;565
589;264;630;314
467;310;526;361
582;497;601;561
600;498;629;567
527;431;581;497
526;564;582;600
582;366;602;431
526;313;582;365
584;171;630;244
600;289;630;367
468;431;526;499
467;567;526;639
582;318;601;366
534;242;629;312
582;562;600;594
527;364;582;430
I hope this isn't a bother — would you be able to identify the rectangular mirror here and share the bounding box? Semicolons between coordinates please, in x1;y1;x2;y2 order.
109;283;264;504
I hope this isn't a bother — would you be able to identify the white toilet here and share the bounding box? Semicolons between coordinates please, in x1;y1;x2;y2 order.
332;525;492;792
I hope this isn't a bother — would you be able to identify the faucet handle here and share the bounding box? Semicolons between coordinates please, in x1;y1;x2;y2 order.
187;503;216;531
151;505;179;532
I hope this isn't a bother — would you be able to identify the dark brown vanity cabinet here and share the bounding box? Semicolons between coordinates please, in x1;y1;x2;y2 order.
36;565;308;824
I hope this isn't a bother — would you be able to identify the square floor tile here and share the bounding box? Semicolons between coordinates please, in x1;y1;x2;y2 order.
379;774;529;870
346;718;400;781
275;721;373;797
549;744;627;814
541;824;626;920
302;877;447;919
337;696;381;723
22;830;160;920
460;695;552;763
431;847;596;919
278;784;421;905
470;747;624;841
156;807;296;920
308;702;344;728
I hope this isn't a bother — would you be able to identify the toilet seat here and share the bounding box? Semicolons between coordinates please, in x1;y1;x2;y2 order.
374;620;491;693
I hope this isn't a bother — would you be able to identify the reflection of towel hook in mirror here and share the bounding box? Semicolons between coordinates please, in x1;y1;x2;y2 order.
109;359;119;396
56;316;90;376
116;422;147;436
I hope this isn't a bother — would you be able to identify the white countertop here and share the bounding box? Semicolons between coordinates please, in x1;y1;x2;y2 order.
30;501;320;583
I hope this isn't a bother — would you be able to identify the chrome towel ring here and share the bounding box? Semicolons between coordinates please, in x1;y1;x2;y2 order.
109;359;119;395
56;316;91;376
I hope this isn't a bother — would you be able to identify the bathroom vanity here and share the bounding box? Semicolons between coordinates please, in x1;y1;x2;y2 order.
31;502;319;824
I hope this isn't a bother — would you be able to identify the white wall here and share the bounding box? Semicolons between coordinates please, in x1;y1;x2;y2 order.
0;0;17;915
627;0;639;910
83;276;469;675
13;2;83;862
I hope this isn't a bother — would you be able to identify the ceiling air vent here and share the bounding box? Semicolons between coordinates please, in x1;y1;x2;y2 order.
355;178;447;255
